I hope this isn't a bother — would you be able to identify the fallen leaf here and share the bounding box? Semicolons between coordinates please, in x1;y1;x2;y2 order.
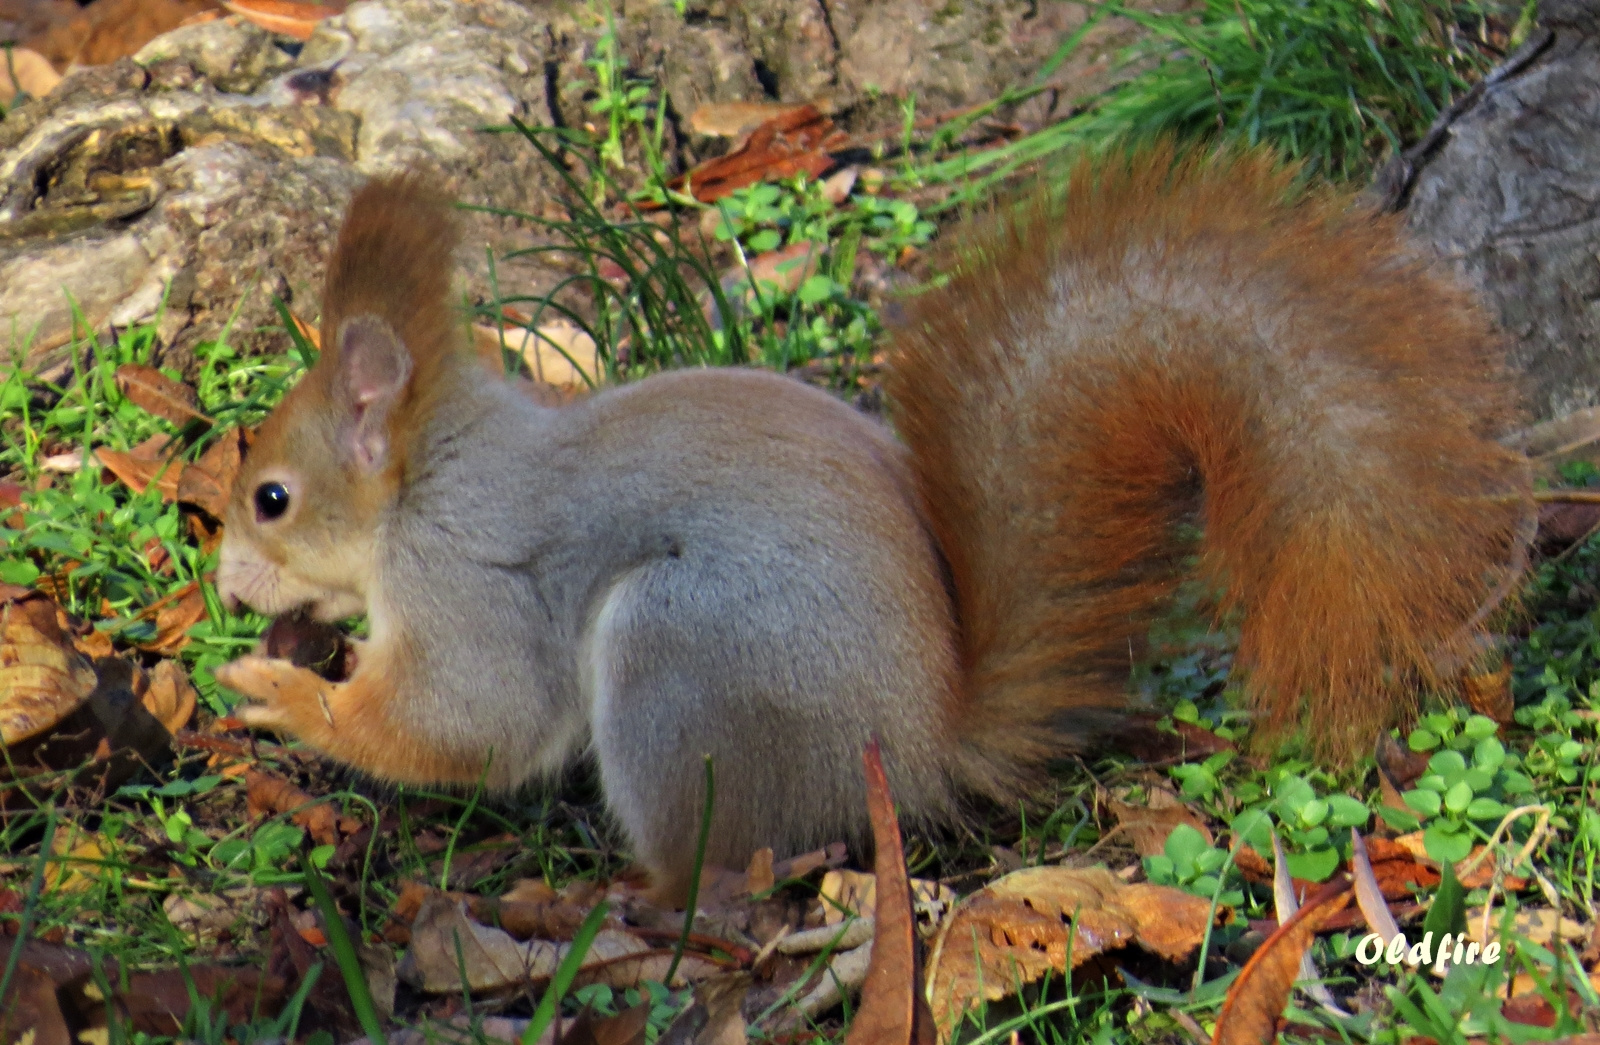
30;0;218;67
218;0;346;40
1104;787;1213;858
1212;877;1352;1045
559;1002;651;1045
246;768;343;847
115;364;211;426
745;848;776;896
140;583;208;654
822;868;877;925
670;105;843;204
46;828;106;893
1390;833;1529;891
0;595;97;745
1536;502;1600;556
1375;732;1430;805
141;659;198;733
845;738;925;1045
1509;405;1600;457
177;428;246;520
1461;665;1514;725
925;866;1211;1037
1501;993;1558;1028
397;894;721;994
688;101;818;138
0;939;94;1045
1465;907;1587;949
0;47;61;104
94;434;184;501
473;316;601;390
1102;713;1236;764
656;972;751;1045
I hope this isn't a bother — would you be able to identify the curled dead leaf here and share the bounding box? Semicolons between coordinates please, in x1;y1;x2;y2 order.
141;659;198;733
1212;878;1351;1045
688;101;819;138
0;596;97;745
822;868;877;925
670;105;843;205
139;584;208;654
218;0;346;39
1461;664;1514;725
95;434;183;501
844;738;926;1045
115;364;211;426
1104;786;1213;858
246;769;343;848
177;428;247;520
0;48;62;104
925;866;1211;1038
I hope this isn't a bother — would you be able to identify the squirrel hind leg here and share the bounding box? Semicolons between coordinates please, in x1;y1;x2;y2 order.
582;557;956;902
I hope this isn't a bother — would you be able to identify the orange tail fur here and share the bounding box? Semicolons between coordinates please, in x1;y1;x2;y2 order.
886;144;1531;790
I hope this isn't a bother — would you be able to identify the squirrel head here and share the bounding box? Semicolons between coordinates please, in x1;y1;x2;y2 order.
217;173;466;621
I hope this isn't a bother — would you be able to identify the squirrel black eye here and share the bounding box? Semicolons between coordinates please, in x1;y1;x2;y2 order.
254;482;291;521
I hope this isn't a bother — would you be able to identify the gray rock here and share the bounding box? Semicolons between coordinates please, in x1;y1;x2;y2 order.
1380;0;1600;421
132;19;293;94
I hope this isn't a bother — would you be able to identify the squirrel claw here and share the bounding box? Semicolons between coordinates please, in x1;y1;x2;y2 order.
216;655;334;731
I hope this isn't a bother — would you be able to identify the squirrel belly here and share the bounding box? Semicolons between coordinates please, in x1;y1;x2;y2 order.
216;149;1533;901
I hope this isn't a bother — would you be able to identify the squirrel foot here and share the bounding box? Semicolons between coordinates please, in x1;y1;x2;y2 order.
216;655;338;735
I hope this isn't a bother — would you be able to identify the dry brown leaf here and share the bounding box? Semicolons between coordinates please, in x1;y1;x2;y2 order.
1375;732;1430;810
177;428;246;520
1212;878;1352;1045
397;893;719;993
656;972;751;1045
1390;833;1529;891
96;435;184;500
218;0;345;40
0;47;61;104
1536;502;1600;556
688;101;817;138
560;1003;651;1045
845;739;924;1045
1104;787;1212;858
1102;713;1236;764
46;829;106;893
0;939;94;1045
1360;836;1440;900
289;310;322;349
142;659;198;733
1461;664;1514;725
1510;405;1600;458
0;595;96;745
745;848;776;896
925;866;1210;1037
472;318;601;390
140;584;208;654
246;769;342;847
821;868;877;925
733;243;822;297
115;364;211;426
1466;907;1587;949
669;105;843;205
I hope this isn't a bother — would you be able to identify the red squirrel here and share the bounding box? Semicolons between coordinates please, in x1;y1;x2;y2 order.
214;144;1531;900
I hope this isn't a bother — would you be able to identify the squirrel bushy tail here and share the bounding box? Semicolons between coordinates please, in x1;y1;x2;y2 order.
886;143;1532;793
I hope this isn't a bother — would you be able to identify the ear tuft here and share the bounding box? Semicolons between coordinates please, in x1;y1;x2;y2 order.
337;315;412;470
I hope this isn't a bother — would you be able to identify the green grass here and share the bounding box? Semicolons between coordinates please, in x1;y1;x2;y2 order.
4;0;1596;1041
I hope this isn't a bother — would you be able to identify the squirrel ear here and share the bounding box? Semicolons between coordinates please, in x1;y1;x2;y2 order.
335;315;412;471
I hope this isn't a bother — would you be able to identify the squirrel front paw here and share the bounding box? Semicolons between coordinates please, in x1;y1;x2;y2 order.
215;655;337;735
